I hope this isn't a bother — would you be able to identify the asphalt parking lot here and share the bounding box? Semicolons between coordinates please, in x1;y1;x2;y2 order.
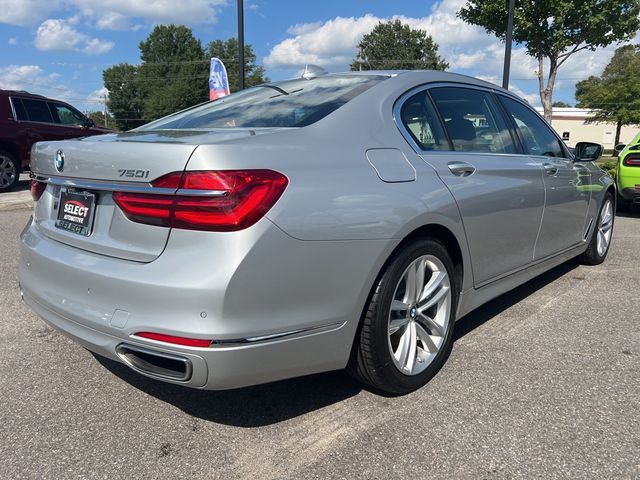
1;196;639;479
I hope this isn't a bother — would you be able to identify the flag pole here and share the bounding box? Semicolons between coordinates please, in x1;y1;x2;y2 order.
237;0;245;90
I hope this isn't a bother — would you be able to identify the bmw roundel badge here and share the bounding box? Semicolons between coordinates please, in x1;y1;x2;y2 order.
55;149;65;173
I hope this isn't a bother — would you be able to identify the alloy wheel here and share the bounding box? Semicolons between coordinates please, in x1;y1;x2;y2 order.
388;255;452;375
0;154;17;189
596;199;613;257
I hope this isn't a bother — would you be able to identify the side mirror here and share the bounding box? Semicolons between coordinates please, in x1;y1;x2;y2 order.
574;141;603;162
614;143;626;153
83;118;95;128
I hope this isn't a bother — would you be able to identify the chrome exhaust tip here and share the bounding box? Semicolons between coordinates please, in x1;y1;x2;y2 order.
115;343;193;382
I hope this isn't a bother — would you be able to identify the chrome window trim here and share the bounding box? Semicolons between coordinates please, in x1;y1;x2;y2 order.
35;175;228;196
8;97;18;121
393;82;533;158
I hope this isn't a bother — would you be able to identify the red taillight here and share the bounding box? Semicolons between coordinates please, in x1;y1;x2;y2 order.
113;170;288;231
624;154;640;166
30;179;46;201
135;332;212;348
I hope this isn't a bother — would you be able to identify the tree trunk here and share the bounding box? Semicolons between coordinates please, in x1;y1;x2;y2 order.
538;55;559;124
614;120;623;156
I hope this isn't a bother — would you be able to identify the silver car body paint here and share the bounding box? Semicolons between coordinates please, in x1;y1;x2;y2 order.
19;71;614;389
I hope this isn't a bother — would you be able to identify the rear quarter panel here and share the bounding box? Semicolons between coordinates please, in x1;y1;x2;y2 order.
186;73;473;301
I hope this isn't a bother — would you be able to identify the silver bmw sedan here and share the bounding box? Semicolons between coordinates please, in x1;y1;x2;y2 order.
19;70;614;394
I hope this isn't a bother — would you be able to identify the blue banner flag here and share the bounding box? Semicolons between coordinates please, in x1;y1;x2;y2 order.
209;58;230;101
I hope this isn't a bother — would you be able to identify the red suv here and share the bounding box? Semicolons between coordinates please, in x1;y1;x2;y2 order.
0;90;112;191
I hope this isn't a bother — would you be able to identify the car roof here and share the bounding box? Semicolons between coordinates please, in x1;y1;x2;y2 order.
326;70;504;90
0;89;66;103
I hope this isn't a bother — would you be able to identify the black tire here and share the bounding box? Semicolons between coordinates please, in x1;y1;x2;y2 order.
581;192;614;265
0;150;20;192
348;238;458;394
616;192;631;212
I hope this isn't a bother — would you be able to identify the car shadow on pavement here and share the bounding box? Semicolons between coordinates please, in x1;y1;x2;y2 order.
453;260;578;341
615;207;640;218
95;259;579;427
95;354;362;427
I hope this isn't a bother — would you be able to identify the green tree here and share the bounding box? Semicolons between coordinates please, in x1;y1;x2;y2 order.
350;20;448;71
84;110;115;129
103;63;145;130
552;101;572;108
206;38;267;92
138;25;208;121
458;1;640;122
575;44;640;147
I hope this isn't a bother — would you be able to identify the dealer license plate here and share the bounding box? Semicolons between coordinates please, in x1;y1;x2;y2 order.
55;190;96;236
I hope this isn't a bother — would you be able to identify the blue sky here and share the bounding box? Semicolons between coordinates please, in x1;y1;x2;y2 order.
0;0;633;114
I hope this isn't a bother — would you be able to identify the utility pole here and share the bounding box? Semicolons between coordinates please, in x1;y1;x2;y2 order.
102;94;108;128
237;0;245;90
502;0;516;90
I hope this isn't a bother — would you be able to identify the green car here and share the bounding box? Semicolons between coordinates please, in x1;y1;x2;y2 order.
615;132;640;210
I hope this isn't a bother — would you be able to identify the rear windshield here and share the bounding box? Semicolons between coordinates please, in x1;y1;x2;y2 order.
140;75;387;130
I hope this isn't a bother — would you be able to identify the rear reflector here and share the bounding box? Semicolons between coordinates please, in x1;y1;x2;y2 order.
113;170;288;231
135;332;212;348
30;179;46;201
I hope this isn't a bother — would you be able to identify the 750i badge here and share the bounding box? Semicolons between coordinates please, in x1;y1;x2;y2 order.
55;190;96;236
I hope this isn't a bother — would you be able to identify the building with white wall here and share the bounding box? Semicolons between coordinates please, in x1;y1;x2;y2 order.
535;107;640;150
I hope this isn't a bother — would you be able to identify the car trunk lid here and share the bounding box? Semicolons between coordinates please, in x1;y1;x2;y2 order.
29;133;204;262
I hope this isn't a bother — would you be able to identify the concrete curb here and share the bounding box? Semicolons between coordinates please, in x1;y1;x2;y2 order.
0;189;32;211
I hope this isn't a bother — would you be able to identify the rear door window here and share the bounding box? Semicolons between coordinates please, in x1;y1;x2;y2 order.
11;98;28;120
499;96;567;158
21;99;54;123
430;87;517;154
399;90;450;151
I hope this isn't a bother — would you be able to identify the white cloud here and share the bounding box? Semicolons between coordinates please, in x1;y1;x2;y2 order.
264;0;631;104
0;64;73;98
287;22;323;36
265;14;381;69
0;0;62;26
0;64;107;111
93;11;130;30
86;86;109;103
0;0;227;29
35;17;114;55
8;37;17;45
82;37;115;55
75;0;228;30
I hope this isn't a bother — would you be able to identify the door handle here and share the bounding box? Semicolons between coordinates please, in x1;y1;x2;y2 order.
448;162;476;177
543;163;559;175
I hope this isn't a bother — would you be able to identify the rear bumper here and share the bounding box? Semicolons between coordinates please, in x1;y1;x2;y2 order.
619;187;640;202
22;287;350;389
20;216;393;389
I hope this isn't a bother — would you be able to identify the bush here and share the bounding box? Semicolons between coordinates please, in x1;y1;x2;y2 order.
597;160;617;180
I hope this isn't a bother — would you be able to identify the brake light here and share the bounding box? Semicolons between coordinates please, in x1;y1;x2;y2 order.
624;154;640;166
135;332;212;348
113;170;288;231
30;179;46;201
